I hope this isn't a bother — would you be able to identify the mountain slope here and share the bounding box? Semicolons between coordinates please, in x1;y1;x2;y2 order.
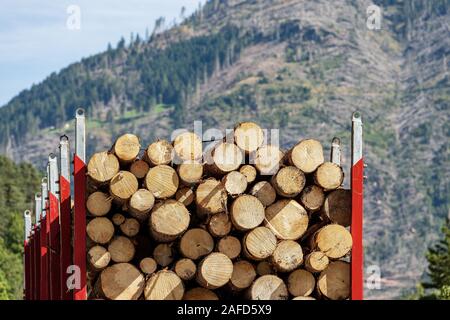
0;0;448;298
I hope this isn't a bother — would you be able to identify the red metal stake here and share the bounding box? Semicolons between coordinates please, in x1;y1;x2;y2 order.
48;154;61;300
73;108;87;300
351;111;364;300
59;135;72;300
23;211;31;300
40;178;49;300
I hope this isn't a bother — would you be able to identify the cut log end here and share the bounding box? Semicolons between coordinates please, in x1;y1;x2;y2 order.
231;195;265;231
212;143;243;173
247;275;288;300
304;251;329;273
146;140;174;166
321;189;351;227
314;162;344;191
149;200;190;242
129;189;155;221
239;165;257;184
144;270;184;300
139;257;157;274
229;260;256;291
153;243;174;267
195;178;227;215
119;218;140;237
173;132;203;161
314;224;352;259
88;245;111;271
179;228;214;260
289;139;324;173
243;226;277;260
87;191;112;217
183;288;218;300
299;185;325;212
177;160;203;185
145;165;179;199
175;258;197;281
109;171;139;202
130;160;150;179
217;236;241;260
234;122;264;153
317;261;350;300
223;171;248;196
250;181;276;207
87;152;120;185
271;240;303;272
287;269;315;297
254;145;284;175
87;217;115;244
113;133;141;163
108;236;135;263
97;263;144;300
207;212;232;237
175;187;195;206
265;199;309;240
196;253;233;289
271;166;305;197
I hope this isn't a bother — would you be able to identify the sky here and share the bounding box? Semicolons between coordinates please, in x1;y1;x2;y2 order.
0;0;202;106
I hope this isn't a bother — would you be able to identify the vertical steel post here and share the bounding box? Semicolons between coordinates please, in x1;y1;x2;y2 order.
40;177;49;300
59;135;72;300
74;108;87;300
48;154;61;300
330;137;341;166
23;210;31;300
34;194;41;300
351;111;364;300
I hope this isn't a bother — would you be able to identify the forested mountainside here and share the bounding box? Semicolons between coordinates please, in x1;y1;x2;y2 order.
0;156;41;299
0;0;448;298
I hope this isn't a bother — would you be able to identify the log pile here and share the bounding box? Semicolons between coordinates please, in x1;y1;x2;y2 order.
85;123;352;300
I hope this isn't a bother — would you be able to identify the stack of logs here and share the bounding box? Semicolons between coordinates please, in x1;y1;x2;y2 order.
85;122;352;300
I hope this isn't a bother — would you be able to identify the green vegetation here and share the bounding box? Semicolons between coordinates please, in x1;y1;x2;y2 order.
0;156;41;299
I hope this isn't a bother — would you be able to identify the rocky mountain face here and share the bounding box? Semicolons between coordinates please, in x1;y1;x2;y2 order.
0;0;448;299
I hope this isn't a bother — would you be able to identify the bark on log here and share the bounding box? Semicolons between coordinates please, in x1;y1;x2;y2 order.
144;165;179;199
265;199;309;240
196;253;233;289
288;139;324;173
230;195;265;231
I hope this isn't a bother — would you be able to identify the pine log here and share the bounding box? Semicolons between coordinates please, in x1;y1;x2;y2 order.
144;270;184;300
271;240;303;272
179;228;214;260
304;251;329;273
229;260;256;291
130;160;150;179
144;165;179;199
287;269;315;297
314;162;344;191
174;258;197;281
256;261;274;276
271;166;305;197
113;134;141;164
312;224;352;259
145;140;174;166
139;257;157;274
87;217;115;244
196;253;233;289
177;160;203;185
109;171;138;202
230;195;265;231
321;189;351;227
149;200;190;242
207;212;232;237
250;181;276;207
111;213;125;226
108;236;135;263
254;145;284;175
119;218;140;237
234;122;264;153
299;185;325;212
183;288;219;300
87;151;120;185
86;191;112;217
195;178;227;215
173;132;203;161
217;236;241;260
265;199;309;240
153;243;174;267
210;142;243;174
222;171;247;196
88;245;111;272
128;189;155;221
175;187;195;206
288;139;324;173
239;165;257;184
246;275;288;300
317;261;350;300
95;263;144;300
243;226;277;260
